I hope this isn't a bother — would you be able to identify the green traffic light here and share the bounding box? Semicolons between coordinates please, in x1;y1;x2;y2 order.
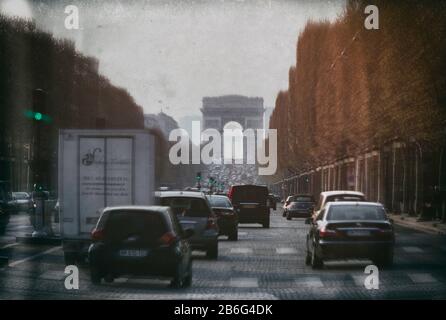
34;112;43;121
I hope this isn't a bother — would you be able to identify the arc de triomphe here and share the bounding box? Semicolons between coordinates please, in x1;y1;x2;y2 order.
201;95;264;132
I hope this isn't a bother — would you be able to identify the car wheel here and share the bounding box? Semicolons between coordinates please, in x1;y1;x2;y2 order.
228;229;238;241
206;242;218;259
90;269;102;285
64;252;78;266
263;219;270;228
305;250;311;265
183;262;192;288
311;245;323;269
171;264;185;288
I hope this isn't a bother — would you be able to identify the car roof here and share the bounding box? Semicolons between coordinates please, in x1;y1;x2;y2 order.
231;184;267;188
292;194;314;197
325;201;383;208
206;194;229;199
101;205;171;214
320;190;365;197
155;191;207;199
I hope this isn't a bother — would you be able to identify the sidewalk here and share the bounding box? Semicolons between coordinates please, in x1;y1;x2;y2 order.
389;213;446;235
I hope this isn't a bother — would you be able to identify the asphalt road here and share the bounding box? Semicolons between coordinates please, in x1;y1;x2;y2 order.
1;209;446;299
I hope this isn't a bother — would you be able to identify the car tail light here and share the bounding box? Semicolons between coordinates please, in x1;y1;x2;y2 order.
377;228;393;236
206;218;218;230
227;187;233;201
319;227;338;238
91;228;104;241
159;232;177;246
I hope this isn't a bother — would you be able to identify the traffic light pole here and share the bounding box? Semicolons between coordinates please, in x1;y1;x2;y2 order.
30;89;53;238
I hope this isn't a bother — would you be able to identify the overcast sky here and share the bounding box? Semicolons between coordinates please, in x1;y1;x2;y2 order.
1;0;345;123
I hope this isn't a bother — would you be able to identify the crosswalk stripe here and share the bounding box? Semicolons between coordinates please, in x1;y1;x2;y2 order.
407;273;437;284
8;246;61;267
39;270;66;281
230;248;253;254
0;243;19;250
229;277;258;288
402;246;423;253
276;247;297;254
295;277;324;288
114;277;129;283
351;275;366;286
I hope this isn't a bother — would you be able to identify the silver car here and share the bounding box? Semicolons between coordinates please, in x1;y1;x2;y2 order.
9;192;32;213
156;191;219;259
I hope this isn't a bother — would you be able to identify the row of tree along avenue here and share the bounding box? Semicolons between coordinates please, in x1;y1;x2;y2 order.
0;15;196;193
268;1;446;220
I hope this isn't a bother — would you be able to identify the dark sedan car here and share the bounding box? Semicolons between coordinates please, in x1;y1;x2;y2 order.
284;195;315;220
88;206;194;288
305;202;394;269
228;184;270;228
207;195;238;241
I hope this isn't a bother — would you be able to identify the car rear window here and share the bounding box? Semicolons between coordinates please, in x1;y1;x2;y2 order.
207;196;232;208
231;185;268;204
327;205;386;221
290;202;312;209
326;195;365;203
294;196;313;202
105;211;168;243
161;197;212;217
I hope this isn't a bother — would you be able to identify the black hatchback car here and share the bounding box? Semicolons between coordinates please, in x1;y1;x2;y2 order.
305;202;394;269
206;195;238;241
284;194;315;220
88;206;194;288
228;184;270;228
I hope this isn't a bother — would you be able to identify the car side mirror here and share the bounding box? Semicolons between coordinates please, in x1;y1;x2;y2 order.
305;218;312;225
183;228;194;239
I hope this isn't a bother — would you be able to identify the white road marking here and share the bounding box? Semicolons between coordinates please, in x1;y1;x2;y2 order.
351;275;366;286
39;270;66;281
10;225;32;230
408;273;437;284
126;278;166;285
276;247;297;254
295;277;324;288
402;246;423;253
8;246;61;268
133;293;278;300
230;248;253;254
238;232;248;236
184;293;278;300
114;277;129;283
324;259;371;267
229;277;259;288
0;243;19;250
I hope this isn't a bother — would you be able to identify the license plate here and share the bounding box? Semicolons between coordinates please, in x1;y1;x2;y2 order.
243;204;257;209
347;230;370;237
119;249;148;257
